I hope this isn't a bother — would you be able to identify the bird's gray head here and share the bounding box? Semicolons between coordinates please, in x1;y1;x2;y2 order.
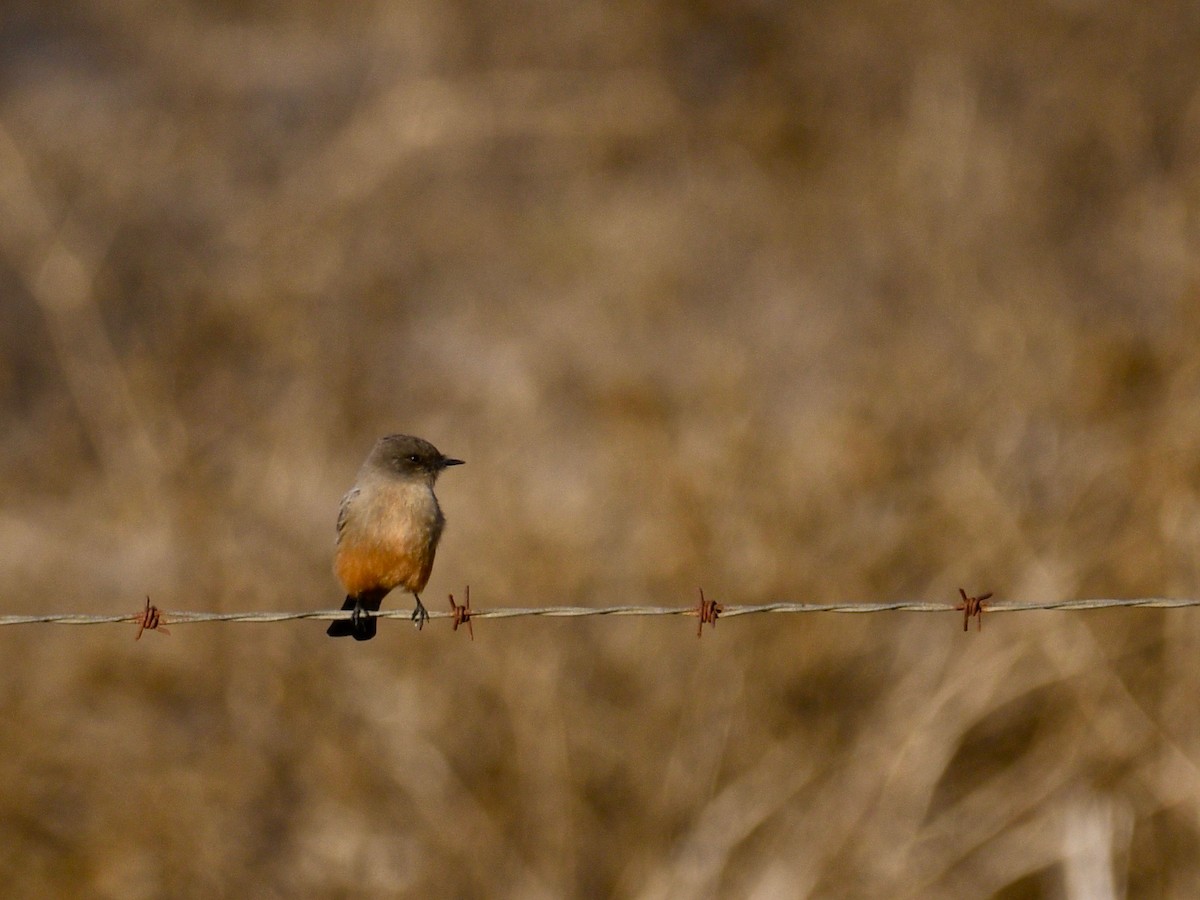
369;434;464;482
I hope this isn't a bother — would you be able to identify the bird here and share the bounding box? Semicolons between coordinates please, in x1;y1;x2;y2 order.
326;434;463;640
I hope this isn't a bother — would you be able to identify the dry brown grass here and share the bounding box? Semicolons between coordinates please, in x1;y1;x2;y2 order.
2;1;1200;896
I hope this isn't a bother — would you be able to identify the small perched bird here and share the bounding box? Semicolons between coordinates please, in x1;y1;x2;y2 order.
326;434;463;640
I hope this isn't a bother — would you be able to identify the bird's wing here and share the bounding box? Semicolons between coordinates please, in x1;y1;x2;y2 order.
335;487;360;544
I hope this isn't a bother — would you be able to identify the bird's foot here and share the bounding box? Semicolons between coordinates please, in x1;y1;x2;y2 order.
412;594;429;631
350;599;376;639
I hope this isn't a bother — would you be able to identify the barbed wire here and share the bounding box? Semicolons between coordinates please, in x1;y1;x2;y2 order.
1;593;1198;637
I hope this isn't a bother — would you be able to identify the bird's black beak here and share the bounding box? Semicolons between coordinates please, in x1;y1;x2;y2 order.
441;457;465;468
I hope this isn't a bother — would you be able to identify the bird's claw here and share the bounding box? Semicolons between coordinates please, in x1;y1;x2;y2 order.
412;595;429;631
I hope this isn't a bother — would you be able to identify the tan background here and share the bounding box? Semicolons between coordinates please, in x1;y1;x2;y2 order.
2;2;1200;896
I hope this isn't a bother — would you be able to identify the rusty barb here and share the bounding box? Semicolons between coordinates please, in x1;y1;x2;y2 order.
687;588;723;638
448;586;475;640
956;588;992;632
133;596;170;640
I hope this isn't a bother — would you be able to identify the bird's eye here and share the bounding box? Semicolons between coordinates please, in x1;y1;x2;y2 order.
407;454;421;464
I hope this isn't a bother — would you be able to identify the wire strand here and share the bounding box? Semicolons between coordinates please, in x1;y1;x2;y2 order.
1;597;1198;627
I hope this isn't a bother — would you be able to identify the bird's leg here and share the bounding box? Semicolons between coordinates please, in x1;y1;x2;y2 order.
350;596;368;631
411;593;429;631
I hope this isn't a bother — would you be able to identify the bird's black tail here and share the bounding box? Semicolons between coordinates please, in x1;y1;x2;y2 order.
326;590;387;641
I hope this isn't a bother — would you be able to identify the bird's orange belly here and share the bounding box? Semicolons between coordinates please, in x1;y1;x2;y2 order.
335;542;433;596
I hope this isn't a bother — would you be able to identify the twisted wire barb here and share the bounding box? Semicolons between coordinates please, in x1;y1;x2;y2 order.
0;597;1198;628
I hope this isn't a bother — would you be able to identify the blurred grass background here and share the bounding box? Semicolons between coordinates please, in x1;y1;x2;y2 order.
2;0;1200;896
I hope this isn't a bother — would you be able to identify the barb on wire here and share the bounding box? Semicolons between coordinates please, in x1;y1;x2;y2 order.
687;587;722;638
134;596;170;640
448;586;474;640
956;588;992;632
0;595;1198;630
